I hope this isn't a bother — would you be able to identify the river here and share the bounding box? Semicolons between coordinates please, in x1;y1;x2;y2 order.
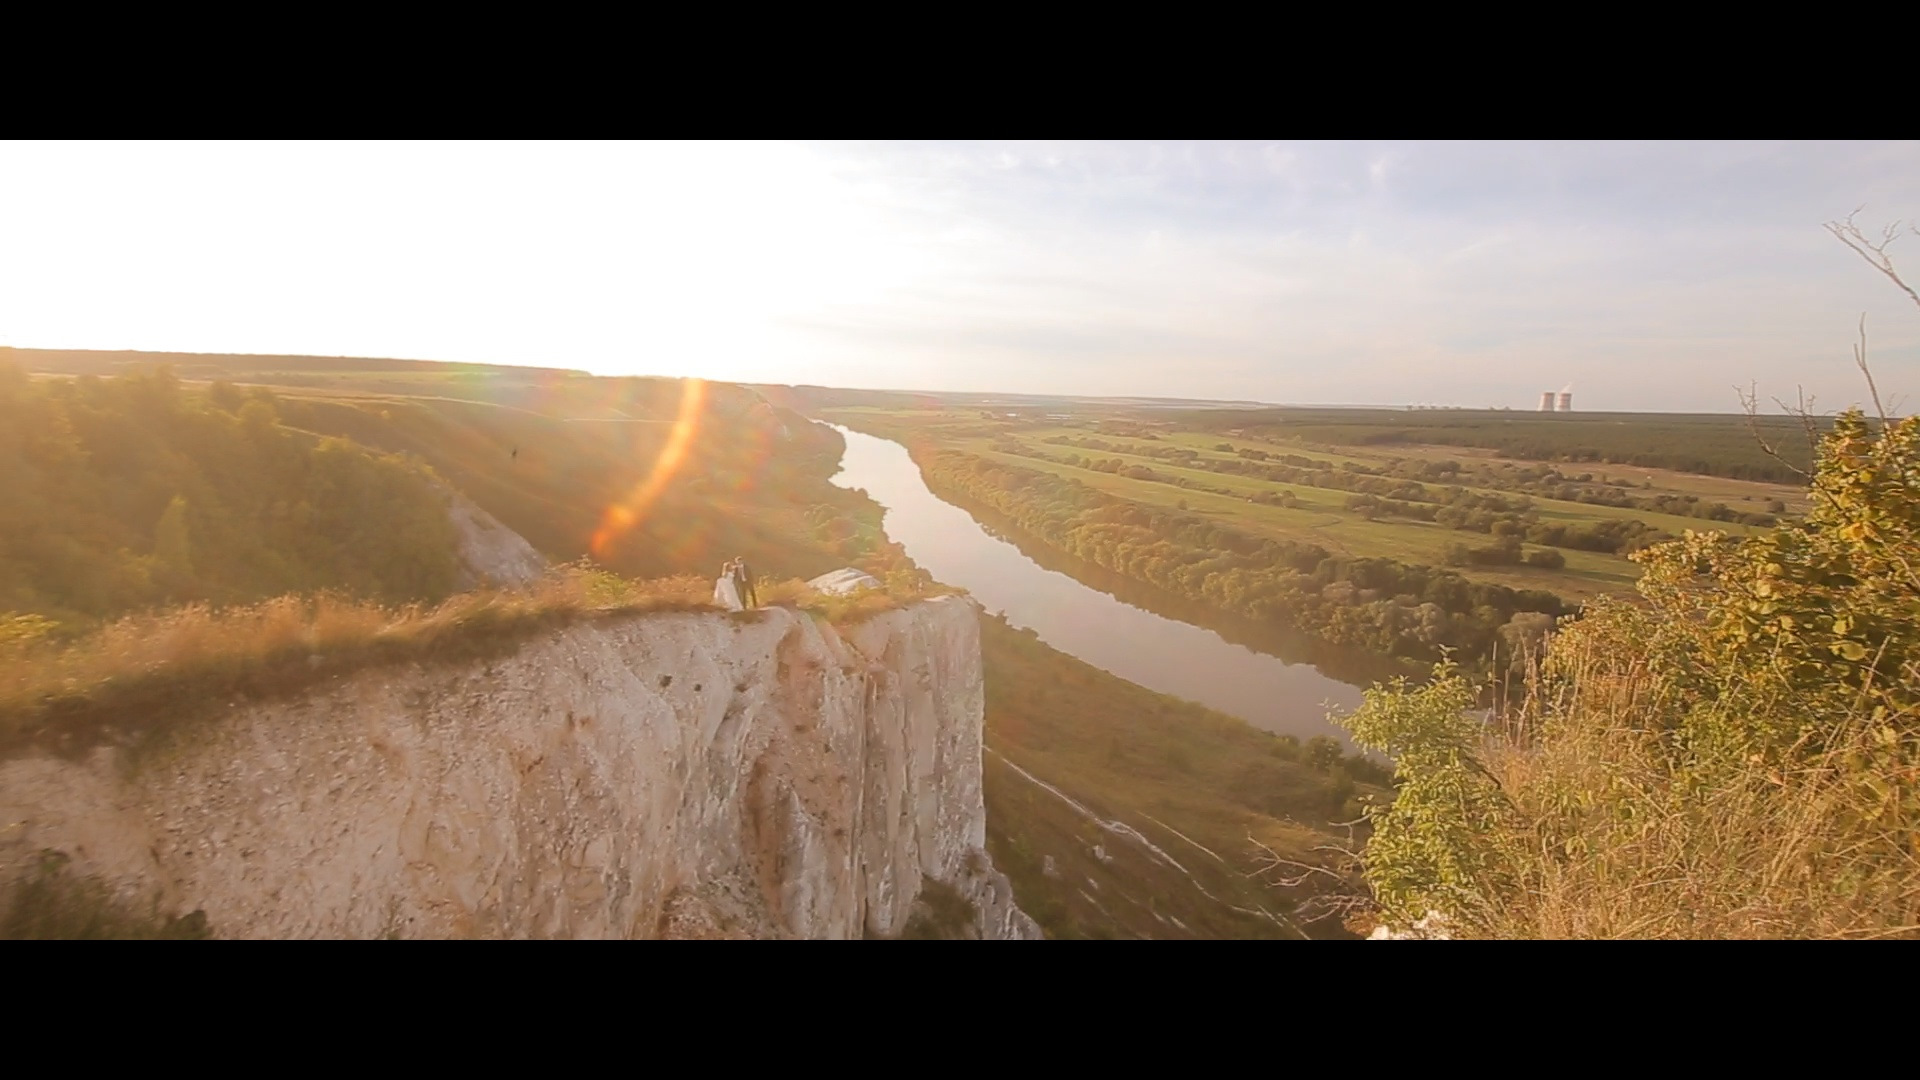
827;425;1371;745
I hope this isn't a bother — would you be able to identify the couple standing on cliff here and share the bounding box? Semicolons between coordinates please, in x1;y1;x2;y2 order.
714;557;758;612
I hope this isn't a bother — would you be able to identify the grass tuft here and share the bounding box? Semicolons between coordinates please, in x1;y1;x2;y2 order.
1470;643;1920;938
898;878;980;939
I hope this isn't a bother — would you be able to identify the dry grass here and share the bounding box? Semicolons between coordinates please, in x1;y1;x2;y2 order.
0;562;962;760
772;573;966;625
979;615;1378;939
1447;638;1920;939
802;587;933;625
0;564;716;757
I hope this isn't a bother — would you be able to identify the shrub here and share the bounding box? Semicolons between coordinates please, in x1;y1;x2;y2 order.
1340;406;1920;939
1523;547;1566;569
899;878;979;939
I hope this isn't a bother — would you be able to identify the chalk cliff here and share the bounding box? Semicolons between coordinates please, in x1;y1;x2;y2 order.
443;486;548;590
0;597;1038;940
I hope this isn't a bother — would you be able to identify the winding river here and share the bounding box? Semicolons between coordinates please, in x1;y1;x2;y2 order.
827;425;1372;745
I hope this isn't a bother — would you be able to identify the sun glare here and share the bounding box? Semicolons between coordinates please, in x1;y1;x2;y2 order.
589;376;709;559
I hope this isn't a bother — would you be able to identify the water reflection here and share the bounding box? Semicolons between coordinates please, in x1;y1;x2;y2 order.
827;425;1371;745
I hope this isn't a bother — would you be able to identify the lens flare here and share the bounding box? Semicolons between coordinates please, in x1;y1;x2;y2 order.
590;377;707;559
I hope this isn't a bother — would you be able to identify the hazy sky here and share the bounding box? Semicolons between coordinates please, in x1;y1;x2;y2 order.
3;140;1916;412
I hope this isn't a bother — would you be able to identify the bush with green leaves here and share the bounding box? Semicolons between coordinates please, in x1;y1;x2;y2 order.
1341;405;1920;938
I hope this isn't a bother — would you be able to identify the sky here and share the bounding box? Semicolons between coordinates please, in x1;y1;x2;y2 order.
2;140;1917;413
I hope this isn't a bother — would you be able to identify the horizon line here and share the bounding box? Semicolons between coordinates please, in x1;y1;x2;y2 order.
0;343;1857;418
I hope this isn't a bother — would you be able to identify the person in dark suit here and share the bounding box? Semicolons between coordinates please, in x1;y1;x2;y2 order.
734;557;758;608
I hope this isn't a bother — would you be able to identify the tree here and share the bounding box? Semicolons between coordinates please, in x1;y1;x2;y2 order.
1523;547;1565;569
207;381;244;413
238;399;277;435
154;495;193;585
1305;734;1344;771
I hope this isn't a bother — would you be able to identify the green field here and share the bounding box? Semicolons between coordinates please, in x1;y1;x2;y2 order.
1155;429;1811;514
815;405;1805;605
1160;405;1825;483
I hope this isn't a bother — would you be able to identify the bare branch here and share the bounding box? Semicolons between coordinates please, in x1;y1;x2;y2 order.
1775;388;1822;454
1250;852;1349;887
1854;313;1888;424
1244;832;1375;927
1739;382;1811;481
1826;210;1920;312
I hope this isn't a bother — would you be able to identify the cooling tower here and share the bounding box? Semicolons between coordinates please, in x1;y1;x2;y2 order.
1540;391;1555;412
1557;392;1572;412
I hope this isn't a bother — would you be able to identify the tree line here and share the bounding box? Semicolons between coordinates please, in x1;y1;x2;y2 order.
1016;436;1672;556
1159;407;1821;484
1043;432;1777;530
917;447;1573;668
0;362;461;628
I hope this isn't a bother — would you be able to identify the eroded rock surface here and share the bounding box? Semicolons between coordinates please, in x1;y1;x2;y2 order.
444;488;547;590
0;598;1038;940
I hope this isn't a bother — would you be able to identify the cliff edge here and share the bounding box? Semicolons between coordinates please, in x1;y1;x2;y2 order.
0;597;1038;939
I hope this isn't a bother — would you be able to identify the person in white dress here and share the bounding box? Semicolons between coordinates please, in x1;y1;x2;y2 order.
713;560;744;611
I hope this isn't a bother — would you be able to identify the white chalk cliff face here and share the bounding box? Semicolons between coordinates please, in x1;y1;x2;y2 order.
0;598;1038;940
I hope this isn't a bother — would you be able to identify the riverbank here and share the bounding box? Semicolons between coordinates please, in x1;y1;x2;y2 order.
919;444;1571;670
826;424;1371;745
914;455;1420;690
980;615;1388;939
823;421;1398;937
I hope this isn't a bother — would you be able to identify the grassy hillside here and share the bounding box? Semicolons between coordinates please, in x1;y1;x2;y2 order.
262;383;865;586
4;346;588;384
0;361;461;625
5;350;1376;939
981;614;1388;939
5;354;916;631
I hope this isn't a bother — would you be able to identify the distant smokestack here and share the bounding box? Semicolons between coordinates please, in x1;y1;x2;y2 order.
1540;391;1555;412
1557;392;1572;412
